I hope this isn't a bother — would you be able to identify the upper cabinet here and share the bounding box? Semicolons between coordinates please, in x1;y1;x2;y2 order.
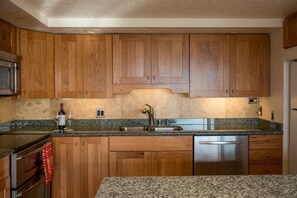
55;34;112;98
230;35;269;97
283;12;297;48
20;30;54;99
0;20;16;54
190;34;269;97
113;34;189;94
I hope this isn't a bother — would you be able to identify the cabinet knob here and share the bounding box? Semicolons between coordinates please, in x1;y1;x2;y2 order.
231;90;234;93
225;89;228;94
153;76;156;80
146;76;150;80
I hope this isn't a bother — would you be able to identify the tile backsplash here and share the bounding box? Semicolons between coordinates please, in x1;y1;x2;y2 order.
15;89;258;120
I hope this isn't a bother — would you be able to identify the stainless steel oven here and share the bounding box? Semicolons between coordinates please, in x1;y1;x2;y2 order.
10;139;51;198
0;50;21;95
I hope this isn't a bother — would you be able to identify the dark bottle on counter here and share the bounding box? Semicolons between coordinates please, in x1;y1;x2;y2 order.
58;103;66;131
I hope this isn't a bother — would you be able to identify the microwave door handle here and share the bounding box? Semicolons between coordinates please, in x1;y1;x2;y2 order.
13;63;18;94
16;178;44;197
10;63;15;93
199;141;243;145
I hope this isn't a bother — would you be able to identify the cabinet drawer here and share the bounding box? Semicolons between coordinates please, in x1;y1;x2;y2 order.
0;156;9;181
109;136;192;151
249;135;282;150
249;150;282;165
249;165;282;175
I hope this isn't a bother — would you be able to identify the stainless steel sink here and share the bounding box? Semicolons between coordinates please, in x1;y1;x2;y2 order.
119;126;183;132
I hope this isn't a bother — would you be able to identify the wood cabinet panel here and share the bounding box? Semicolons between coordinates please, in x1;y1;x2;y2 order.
230;35;270;97
109;151;152;177
190;35;229;97
0;177;10;198
84;35;112;98
249;150;282;165
249;135;282;150
55;35;84;98
20;30;54;99
113;34;151;84
0;20;16;54
109;136;192;151
152;151;192;176
52;137;81;198
283;12;297;48
249;165;282;175
0;156;9;181
152;34;189;84
81;137;108;198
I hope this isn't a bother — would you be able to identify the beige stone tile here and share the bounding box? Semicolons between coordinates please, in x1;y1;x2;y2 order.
16;99;51;120
225;98;259;118
190;98;226;118
0;97;16;122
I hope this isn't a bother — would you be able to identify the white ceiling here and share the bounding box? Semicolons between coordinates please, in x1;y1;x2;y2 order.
1;0;297;33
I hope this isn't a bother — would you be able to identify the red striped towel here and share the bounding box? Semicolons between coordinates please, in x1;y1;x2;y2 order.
42;142;54;185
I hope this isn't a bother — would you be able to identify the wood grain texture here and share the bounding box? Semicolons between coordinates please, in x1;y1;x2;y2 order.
249;150;282;165
109;151;152;177
84;35;113;98
55;35;84;98
52;137;81;198
0;177;10;198
152;151;193;176
0;19;16;54
0;156;9;181
20;30;54;99
229;34;270;97
151;34;189;84
80;137;109;198
113;34;151;84
249;165;282;175
190;34;229;97
249;135;282;150
109;136;193;151
283;11;297;48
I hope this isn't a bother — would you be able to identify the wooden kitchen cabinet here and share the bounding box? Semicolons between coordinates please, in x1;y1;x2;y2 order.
190;35;229;97
109;136;193;177
0;19;16;54
230;35;270;97
0;156;10;198
283;11;297;48
55;34;112;98
190;34;269;97
52;137;108;198
249;135;282;175
20;30;54;99
113;34;189;94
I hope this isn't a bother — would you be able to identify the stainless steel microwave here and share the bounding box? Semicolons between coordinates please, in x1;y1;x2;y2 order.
0;50;21;95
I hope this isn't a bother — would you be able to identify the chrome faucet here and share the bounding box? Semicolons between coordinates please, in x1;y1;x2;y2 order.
142;104;155;127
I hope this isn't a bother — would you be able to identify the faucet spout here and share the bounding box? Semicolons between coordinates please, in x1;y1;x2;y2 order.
142;104;155;127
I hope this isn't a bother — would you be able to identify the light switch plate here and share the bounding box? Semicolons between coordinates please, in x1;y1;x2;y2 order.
96;108;105;118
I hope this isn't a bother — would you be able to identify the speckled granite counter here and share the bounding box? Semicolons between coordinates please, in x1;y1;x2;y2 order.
96;176;297;198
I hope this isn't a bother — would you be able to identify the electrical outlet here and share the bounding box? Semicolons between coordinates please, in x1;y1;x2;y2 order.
96;108;105;118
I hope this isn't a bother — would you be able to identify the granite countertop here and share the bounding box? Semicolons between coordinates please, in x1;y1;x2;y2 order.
96;175;297;198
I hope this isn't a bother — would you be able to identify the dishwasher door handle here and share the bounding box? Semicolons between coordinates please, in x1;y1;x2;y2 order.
199;141;243;145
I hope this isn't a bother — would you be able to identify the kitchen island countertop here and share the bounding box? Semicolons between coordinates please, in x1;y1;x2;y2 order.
96;175;297;198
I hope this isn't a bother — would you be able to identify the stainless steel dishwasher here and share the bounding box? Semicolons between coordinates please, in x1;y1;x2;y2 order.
194;136;248;175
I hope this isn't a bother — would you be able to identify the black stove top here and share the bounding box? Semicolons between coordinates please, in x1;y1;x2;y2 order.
0;134;49;152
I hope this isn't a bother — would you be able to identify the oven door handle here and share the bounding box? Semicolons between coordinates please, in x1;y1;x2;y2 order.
16;147;44;160
16;178;44;197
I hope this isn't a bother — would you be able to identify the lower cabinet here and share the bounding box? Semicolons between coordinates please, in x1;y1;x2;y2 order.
0;156;10;198
52;137;108;198
109;136;193;177
249;135;283;175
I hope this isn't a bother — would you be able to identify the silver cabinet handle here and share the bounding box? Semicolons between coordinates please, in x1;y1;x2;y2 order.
199;141;243;145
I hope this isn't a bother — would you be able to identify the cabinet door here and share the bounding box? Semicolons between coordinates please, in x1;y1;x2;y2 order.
52;137;81;198
0;177;10;198
113;34;151;84
152;35;189;84
81;137;109;198
109;151;152;176
20;30;54;99
84;35;113;98
190;35;229;97
230;35;269;97
55;35;84;98
152;151;193;176
283;12;297;48
0;20;16;54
